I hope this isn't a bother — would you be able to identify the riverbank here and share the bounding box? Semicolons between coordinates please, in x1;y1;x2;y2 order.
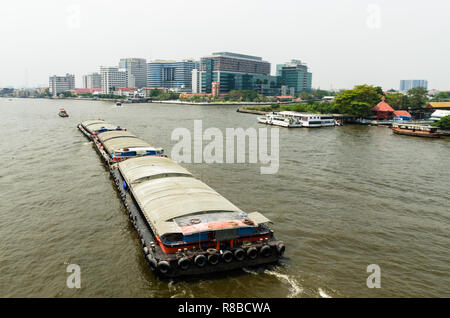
1;96;295;106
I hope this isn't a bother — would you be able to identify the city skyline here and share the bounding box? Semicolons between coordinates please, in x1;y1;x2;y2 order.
1;0;449;90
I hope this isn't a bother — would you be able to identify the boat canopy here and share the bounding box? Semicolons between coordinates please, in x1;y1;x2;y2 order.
81;119;106;128
84;123;119;134
103;136;152;154
118;157;244;237
97;130;137;143
119;156;191;184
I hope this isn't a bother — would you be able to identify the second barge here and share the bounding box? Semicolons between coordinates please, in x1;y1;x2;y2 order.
78;119;285;277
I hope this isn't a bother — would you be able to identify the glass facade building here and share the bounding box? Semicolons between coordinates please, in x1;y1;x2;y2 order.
277;60;312;94
147;60;199;92
199;52;279;95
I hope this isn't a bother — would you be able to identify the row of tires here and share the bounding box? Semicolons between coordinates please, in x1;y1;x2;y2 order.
152;243;286;275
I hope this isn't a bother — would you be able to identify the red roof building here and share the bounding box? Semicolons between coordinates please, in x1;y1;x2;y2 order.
371;96;395;120
393;110;412;120
71;88;103;94
275;96;294;100
393;110;411;117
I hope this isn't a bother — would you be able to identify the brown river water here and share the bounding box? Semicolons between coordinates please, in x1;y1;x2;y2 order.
0;98;449;297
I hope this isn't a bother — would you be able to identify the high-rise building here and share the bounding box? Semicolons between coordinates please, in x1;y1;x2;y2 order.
277;60;312;94
82;72;102;89
191;69;201;93
199;52;279;95
400;80;428;92
119;58;147;89
147;59;199;92
100;66;127;94
49;74;75;96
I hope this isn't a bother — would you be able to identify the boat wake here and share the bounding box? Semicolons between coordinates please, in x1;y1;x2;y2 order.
242;267;302;297
263;269;303;298
242;267;259;275
168;280;194;298
318;288;332;298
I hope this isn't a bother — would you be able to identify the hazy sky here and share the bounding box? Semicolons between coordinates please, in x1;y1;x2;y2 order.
1;0;449;90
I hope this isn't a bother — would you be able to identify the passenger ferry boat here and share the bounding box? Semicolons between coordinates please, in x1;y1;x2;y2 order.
257;112;302;128
392;123;441;138
258;111;336;128
58;108;69;117
78;120;285;277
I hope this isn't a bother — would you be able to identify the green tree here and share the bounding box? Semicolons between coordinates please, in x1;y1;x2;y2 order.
385;93;410;110
224;90;258;102
407;87;428;108
431;91;450;102
149;89;163;97
62;91;74;97
334;85;383;116
432;115;450;130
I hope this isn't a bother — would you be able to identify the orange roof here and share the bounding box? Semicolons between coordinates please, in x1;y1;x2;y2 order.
276;95;294;99
115;87;136;91
427;102;450;108
371;96;395;112
393;110;411;117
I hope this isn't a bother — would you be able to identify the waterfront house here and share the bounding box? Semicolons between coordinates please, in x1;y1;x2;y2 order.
371;96;395;120
114;87;137;98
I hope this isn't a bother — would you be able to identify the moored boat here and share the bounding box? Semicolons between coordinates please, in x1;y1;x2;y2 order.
257;112;302;128
257;111;337;128
392;123;441;138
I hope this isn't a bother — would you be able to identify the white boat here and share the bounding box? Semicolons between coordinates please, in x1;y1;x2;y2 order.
257;112;302;128
277;111;336;128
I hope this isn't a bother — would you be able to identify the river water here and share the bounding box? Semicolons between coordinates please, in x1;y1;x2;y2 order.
0;98;449;298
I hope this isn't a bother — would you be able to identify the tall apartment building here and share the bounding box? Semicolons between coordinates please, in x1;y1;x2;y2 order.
276;60;312;94
49;74;75;96
191;68;201;93
199;52;279;95
400;80;428;92
147;59;199;92
100;66;128;94
82;72;102;89
119;58;147;89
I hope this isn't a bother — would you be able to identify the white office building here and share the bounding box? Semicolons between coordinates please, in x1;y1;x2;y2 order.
82;72;102;89
191;69;201;93
49;74;75;96
119;58;147;89
100;66;128;94
400;80;428;92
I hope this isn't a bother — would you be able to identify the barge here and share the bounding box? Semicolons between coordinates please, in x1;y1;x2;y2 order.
392;123;441;138
78;120;285;277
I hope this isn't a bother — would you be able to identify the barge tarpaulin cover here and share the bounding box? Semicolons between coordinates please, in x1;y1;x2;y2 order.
118;156;246;238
